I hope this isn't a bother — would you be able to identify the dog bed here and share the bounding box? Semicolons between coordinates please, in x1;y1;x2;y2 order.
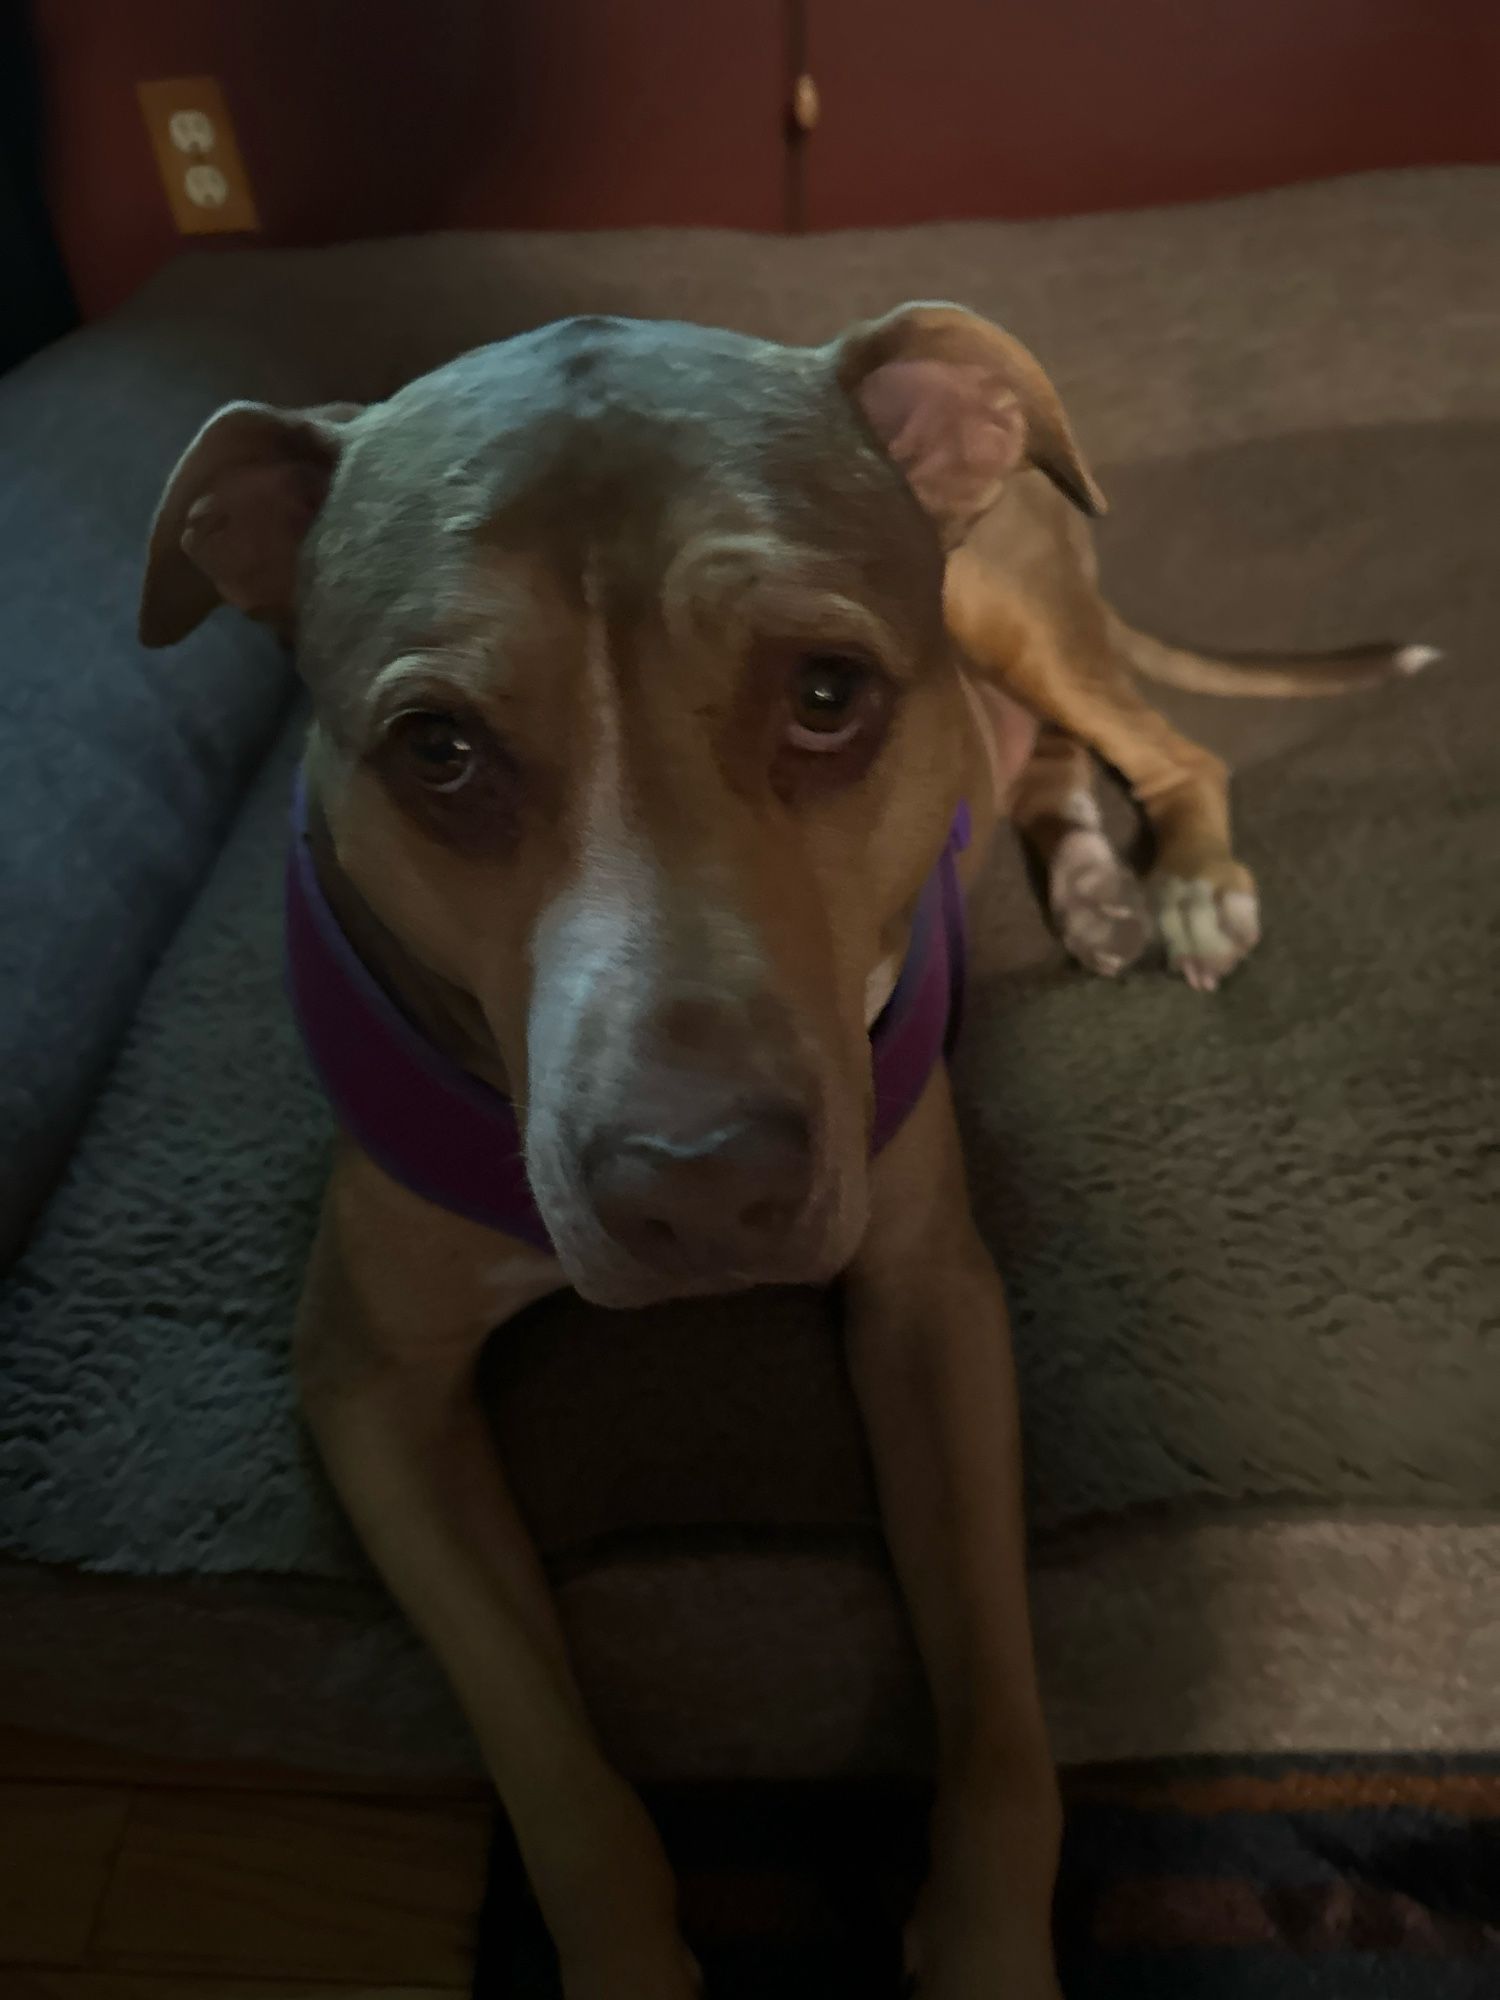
2;166;1498;1783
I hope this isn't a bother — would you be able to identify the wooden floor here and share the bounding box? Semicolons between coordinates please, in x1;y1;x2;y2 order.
0;1730;491;1999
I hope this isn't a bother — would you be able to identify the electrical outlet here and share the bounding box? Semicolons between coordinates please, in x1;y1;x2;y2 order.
138;77;259;236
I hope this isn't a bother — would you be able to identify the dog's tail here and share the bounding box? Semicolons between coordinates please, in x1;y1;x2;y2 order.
1107;611;1441;699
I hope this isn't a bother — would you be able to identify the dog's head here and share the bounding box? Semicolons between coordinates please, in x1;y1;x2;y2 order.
141;306;1098;1305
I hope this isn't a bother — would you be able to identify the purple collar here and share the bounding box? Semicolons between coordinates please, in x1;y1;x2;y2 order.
285;781;969;1253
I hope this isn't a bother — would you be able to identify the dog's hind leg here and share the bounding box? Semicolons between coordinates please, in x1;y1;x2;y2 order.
1008;723;1153;977
948;543;1260;990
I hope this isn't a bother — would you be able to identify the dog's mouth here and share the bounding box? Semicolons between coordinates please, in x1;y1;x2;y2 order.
561;1231;854;1311
540;1161;867;1309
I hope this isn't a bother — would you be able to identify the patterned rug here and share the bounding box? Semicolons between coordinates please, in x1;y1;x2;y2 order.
474;1762;1500;1997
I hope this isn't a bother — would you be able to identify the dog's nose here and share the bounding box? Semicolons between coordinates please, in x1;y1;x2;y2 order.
584;1101;813;1270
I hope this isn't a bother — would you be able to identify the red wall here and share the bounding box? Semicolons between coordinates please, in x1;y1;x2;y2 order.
31;0;1500;321
32;0;790;316
803;0;1500;228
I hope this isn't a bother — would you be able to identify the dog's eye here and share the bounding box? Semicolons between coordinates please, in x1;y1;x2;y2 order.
393;711;476;792
786;655;872;752
378;704;520;849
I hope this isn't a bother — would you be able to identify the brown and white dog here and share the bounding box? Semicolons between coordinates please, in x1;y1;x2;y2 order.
140;305;1427;1999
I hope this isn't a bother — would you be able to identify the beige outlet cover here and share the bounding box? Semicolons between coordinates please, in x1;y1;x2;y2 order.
138;76;260;235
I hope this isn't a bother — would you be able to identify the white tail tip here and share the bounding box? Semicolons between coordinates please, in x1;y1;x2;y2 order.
1395;643;1442;675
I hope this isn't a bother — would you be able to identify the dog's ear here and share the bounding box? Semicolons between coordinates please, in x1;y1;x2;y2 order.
834;303;1104;545
139;400;363;648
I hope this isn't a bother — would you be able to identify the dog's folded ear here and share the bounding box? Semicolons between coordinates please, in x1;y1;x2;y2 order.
139;400;363;648
833;303;1104;546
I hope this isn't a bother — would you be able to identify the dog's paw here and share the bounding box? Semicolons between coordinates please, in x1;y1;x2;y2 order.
903;1915;1062;2000
1152;867;1261;991
1048;827;1154;978
903;1828;1062;2000
559;1946;700;2000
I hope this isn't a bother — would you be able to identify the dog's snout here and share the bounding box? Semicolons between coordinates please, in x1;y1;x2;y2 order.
584;1099;813;1272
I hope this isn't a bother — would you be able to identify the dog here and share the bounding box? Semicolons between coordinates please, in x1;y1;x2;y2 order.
140;304;1428;1999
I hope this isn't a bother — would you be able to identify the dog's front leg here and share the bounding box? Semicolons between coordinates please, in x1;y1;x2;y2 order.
844;1075;1061;2000
297;1145;697;2000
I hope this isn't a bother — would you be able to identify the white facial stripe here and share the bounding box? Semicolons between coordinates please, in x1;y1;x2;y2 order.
526;599;650;1082
579;594;629;851
523;591;777;1273
520;581;841;1299
521;597;654;1280
538;591;765;1055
